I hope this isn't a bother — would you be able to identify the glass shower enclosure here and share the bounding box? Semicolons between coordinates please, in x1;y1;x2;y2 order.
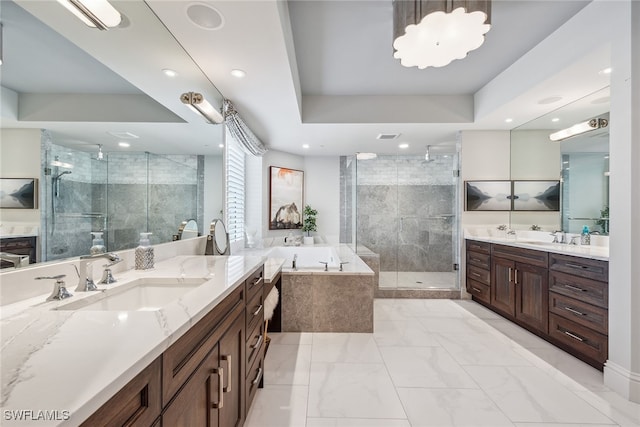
341;150;460;292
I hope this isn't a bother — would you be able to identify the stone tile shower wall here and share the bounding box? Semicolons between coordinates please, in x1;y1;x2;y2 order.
41;138;202;260
347;155;455;273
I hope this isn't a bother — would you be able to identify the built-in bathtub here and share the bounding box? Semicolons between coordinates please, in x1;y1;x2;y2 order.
268;244;374;332
268;245;341;270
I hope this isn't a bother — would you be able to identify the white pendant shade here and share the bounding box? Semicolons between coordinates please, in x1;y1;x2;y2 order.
393;0;491;69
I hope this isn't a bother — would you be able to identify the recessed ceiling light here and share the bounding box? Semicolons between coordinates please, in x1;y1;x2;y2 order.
186;3;224;30
551;118;560;122
356;152;377;160
599;67;612;75
398;143;409;149
604;155;610;159
118;141;130;148
108;131;139;139
302;144;310;149
230;69;246;78
505;118;513;123
538;96;563;105
162;68;178;77
218;144;224;148
377;133;400;140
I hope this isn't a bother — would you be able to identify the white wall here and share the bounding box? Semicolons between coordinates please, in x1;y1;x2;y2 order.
0;129;42;229
303;156;340;243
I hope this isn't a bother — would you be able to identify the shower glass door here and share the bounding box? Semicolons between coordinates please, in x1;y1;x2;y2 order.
356;152;460;291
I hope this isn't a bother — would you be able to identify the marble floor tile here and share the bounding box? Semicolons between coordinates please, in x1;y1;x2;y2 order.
464;365;616;424
396;387;515;426
380;346;478;388
306;418;411;427
268;332;314;346
484;318;555;349
264;343;312;385
311;333;383;364
373;319;441;347
419;316;499;336
307;362;406;419
435;331;532;366
574;390;640;426
453;300;503;319
513;424;616;427
244;385;309;427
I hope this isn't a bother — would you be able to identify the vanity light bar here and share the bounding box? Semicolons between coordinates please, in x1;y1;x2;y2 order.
180;92;224;124
57;0;122;30
549;118;608;142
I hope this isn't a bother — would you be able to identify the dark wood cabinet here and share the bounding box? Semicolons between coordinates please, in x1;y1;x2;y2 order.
466;239;609;370
84;265;265;426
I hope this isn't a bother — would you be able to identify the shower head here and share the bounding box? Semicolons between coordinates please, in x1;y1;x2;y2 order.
422;146;434;164
53;170;72;180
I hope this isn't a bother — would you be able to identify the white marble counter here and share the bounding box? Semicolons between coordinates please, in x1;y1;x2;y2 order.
0;255;266;426
465;235;609;261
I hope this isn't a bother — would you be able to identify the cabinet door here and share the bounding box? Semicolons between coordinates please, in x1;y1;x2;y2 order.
515;262;549;333
491;257;516;316
219;311;246;427
163;345;221;427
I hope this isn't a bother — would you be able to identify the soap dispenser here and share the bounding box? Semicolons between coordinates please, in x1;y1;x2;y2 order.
581;225;591;246
90;232;106;254
135;232;154;270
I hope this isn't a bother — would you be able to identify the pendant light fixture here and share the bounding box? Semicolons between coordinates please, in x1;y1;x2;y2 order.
57;0;122;30
393;0;491;69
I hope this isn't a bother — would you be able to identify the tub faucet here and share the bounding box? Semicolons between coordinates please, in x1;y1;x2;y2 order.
319;261;328;271
75;252;120;292
292;254;297;271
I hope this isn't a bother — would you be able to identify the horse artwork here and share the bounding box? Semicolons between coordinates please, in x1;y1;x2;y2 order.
269;166;304;230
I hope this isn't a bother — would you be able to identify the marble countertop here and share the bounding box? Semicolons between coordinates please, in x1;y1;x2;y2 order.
0;255;266;426
465;236;609;261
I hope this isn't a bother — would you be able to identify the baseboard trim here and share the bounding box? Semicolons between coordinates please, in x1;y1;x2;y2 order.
604;360;640;403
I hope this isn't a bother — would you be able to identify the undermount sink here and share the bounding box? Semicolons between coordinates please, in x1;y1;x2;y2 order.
55;277;207;312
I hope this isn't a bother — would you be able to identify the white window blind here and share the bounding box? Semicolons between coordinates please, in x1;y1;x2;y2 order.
226;135;245;244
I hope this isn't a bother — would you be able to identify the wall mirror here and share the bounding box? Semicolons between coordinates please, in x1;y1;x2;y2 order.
510;86;610;234
0;0;225;267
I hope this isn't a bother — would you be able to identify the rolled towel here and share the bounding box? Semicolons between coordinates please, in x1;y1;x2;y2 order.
264;286;279;321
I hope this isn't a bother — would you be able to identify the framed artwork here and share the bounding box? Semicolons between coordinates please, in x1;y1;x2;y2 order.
0;178;38;209
269;166;304;230
465;180;512;211
512;180;560;211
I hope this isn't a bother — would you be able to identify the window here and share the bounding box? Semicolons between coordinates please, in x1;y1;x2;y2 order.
225;134;245;244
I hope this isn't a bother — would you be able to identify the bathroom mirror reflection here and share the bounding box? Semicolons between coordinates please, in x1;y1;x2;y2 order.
0;0;225;266
510;87;610;234
175;219;199;240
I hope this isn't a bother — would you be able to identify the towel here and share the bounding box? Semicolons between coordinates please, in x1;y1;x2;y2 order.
264;286;279;321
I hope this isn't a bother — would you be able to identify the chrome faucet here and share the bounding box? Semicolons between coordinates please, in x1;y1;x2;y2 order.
36;275;73;301
319;261;328;271
75;252;120;291
292;254;298;271
551;230;566;244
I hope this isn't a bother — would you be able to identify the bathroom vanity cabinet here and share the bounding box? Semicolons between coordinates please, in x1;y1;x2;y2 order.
465;239;609;370
80;265;265;427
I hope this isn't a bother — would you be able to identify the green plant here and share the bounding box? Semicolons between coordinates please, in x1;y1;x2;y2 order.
596;206;609;234
301;205;318;236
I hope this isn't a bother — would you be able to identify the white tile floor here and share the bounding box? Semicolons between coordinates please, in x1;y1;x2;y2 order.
246;299;640;427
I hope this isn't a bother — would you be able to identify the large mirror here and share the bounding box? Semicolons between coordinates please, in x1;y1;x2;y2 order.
0;0;225;267
510;87;610;234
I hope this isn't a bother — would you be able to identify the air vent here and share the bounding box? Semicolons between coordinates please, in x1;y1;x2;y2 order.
108;131;139;139
377;133;400;140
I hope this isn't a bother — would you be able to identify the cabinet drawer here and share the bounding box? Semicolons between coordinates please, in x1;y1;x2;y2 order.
246;266;265;301
245;351;264;415
246;320;264;372
549;313;607;365
466;278;490;304
549;271;608;309
467;251;490;270
163;285;244;406
549;292;608;335
246;289;264;336
81;357;161;427
492;244;548;268
467;264;490;285
549;253;608;282
466;239;490;255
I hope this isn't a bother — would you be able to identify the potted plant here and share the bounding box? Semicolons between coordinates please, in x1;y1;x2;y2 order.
302;205;317;245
